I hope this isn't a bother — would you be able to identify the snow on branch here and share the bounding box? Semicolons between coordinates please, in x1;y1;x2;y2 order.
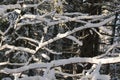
0;44;35;54
63;12;88;16
95;43;119;58
18;13;109;27
16;37;39;44
0;30;4;35
21;0;49;8
1;56;120;74
35;16;115;51
47;14;106;26
20;14;46;21
18;76;48;80
0;0;119;80
82;63;110;79
89;63;110;80
66;35;83;46
0;4;21;15
17;21;42;27
99;26;112;35
0;0;49;16
44;47;62;54
16;36;63;55
0;61;9;66
0;61;25;66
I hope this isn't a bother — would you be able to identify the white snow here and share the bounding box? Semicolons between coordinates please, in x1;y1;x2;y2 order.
41;53;50;60
66;35;83;46
2;77;12;80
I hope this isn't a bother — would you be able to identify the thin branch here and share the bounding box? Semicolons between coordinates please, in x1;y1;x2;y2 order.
21;0;49;8
35;16;115;52
0;30;4;35
16;21;42;27
0;61;25;66
63;12;88;16
16;37;39;44
95;43;119;58
92;28;103;38
3;22;13;35
0;44;35;54
47;15;105;26
44;47;62;54
20;14;47;22
66;35;83;46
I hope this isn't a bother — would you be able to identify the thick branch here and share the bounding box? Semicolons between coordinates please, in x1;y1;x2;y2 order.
1;56;120;74
18;76;48;80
